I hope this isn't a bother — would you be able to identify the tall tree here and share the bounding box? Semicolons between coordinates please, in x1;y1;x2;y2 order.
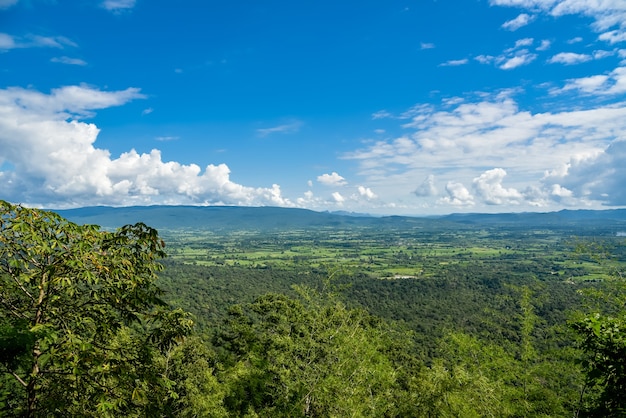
218;285;404;417
568;240;626;417
0;201;193;416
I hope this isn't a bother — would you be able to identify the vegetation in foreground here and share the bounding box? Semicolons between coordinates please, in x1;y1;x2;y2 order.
2;201;626;416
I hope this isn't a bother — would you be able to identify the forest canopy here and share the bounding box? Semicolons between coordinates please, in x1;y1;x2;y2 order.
2;201;626;417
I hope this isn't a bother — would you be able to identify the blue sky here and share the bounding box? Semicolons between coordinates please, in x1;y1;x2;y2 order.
1;0;625;215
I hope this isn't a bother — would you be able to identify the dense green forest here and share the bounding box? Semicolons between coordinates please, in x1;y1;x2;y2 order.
2;201;626;416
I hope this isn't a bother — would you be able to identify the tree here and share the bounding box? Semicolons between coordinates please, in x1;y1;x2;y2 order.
569;240;626;417
572;313;626;417
217;285;403;417
0;201;193;416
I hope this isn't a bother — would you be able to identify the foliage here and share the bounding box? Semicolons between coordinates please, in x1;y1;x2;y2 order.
572;313;626;417
568;240;626;417
216;285;407;417
0;201;193;416
3;201;624;416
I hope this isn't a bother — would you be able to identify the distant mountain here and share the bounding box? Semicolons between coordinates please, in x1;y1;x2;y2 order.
51;205;626;232
53;205;383;231
441;209;626;225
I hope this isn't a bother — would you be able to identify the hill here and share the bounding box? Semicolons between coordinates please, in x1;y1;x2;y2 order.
50;205;626;232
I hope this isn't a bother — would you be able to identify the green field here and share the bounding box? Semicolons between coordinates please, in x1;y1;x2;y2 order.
161;223;619;282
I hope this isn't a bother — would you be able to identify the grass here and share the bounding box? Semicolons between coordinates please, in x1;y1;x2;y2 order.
161;227;626;281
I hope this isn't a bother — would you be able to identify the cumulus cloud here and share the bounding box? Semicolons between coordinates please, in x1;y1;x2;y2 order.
356;186;377;200
537;39;551;51
557;66;626;95
317;172;347;186
331;192;345;204
438;182;474;206
599;30;626;45
548;52;593;65
475;55;496;65
502;13;534;31
472;168;523;205
490;0;626;46
513;38;534;48
414;175;437;197
558;51;601;65
499;50;537;69
0;85;294;208
546;140;626;205
474;38;537;70
344;90;626;210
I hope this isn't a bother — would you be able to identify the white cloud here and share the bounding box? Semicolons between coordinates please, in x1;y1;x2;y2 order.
0;33;16;49
420;42;435;49
256;120;302;137
155;136;179;142
344;90;626;211
102;0;136;12
472;168;523;205
414;175;437;197
537;39;551;51
499;51;537;69
548;52;592;65
317;172;347;186
551;184;573;198
0;85;294;208
557;66;626;95
0;0;18;9
0;33;76;51
438;182;474;206
594;50;614;59
513;38;534;48
599;30;626;45
331;192;345;204
567;36;583;44
439;58;469;67
502;13;534;31
557;74;610;93
372;110;393;119
545;139;626;205
475;55;496;64
51;56;87;66
0;84;145;118
475;39;537;70
356;186;377;200
490;0;626;46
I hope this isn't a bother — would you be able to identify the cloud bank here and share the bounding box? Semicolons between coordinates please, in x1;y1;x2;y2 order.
0;85;293;208
348;85;626;211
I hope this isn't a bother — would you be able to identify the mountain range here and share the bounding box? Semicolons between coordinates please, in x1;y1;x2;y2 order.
51;205;626;232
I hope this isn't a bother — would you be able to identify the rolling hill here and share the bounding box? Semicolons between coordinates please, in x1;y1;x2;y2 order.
50;205;626;232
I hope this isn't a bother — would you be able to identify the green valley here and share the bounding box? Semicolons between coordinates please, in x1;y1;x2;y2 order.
3;203;626;416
